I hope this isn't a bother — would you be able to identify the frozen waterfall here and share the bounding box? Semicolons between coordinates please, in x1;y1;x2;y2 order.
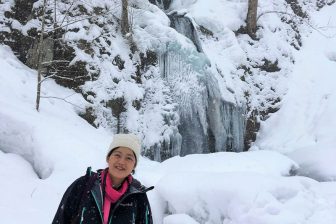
169;11;203;53
150;2;246;159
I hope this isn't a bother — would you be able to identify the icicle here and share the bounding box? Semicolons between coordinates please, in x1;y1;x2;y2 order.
155;11;246;158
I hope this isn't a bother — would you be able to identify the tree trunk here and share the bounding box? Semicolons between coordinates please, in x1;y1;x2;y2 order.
246;0;258;38
121;0;129;36
36;0;47;111
54;0;57;30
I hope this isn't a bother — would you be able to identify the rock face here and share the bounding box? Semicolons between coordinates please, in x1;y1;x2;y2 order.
149;0;172;10
0;0;36;63
26;38;54;73
0;1;93;90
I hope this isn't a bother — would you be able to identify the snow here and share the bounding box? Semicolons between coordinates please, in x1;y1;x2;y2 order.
155;150;298;176
170;0;246;31
156;173;332;224
0;0;336;224
255;3;336;181
163;214;200;224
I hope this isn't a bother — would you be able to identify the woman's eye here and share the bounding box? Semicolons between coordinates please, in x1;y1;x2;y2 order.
126;157;134;161
113;154;121;158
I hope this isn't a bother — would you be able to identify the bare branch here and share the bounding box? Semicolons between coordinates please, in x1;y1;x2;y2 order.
59;0;77;27
63;93;77;99
41;96;84;109
41;60;70;65
257;10;298;21
44;13;106;35
39;74;87;84
257;11;336;38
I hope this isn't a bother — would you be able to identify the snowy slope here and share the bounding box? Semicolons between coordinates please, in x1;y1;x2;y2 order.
255;3;336;181
1;43;336;223
0;45;110;222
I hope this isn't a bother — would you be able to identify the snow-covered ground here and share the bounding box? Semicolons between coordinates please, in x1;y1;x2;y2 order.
1;1;336;224
254;4;336;182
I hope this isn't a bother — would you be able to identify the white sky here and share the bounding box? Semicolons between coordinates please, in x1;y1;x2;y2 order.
0;0;336;224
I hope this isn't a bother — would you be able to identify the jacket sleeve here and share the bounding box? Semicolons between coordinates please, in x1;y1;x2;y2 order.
137;193;153;224
52;176;85;224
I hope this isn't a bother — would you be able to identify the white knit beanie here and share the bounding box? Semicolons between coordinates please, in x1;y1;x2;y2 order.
107;133;141;165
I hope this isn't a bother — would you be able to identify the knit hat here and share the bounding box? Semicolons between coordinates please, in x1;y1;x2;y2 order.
106;133;141;165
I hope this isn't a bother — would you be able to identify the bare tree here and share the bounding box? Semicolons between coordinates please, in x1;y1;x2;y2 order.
33;1;132;111
246;0;258;38
34;0;85;111
121;0;130;36
36;0;48;111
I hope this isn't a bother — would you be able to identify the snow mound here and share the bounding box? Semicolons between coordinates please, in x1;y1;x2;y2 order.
156;173;336;224
164;214;199;224
158;150;298;177
0;112;53;179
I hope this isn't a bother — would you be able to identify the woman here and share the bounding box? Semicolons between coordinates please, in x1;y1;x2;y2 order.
52;133;153;224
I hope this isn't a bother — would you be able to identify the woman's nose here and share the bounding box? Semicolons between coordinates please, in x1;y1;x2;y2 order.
118;157;127;164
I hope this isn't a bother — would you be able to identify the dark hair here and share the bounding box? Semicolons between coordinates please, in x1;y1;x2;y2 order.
107;147;119;158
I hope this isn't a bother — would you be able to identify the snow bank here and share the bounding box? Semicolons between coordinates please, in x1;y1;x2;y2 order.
158;150;298;176
156;173;336;224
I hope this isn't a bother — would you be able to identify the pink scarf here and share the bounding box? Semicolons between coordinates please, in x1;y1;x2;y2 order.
101;169;132;224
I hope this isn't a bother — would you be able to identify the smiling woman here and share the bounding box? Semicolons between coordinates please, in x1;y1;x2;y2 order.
107;147;137;188
52;134;154;224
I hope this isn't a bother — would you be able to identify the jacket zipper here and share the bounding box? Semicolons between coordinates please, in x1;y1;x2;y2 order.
145;206;149;224
91;189;104;222
80;207;86;224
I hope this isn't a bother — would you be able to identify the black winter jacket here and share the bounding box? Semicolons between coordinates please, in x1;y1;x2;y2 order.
52;169;153;224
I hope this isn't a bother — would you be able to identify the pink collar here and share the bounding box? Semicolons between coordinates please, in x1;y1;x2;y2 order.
101;169;132;224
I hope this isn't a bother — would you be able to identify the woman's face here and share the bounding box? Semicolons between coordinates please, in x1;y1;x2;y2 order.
107;147;136;181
